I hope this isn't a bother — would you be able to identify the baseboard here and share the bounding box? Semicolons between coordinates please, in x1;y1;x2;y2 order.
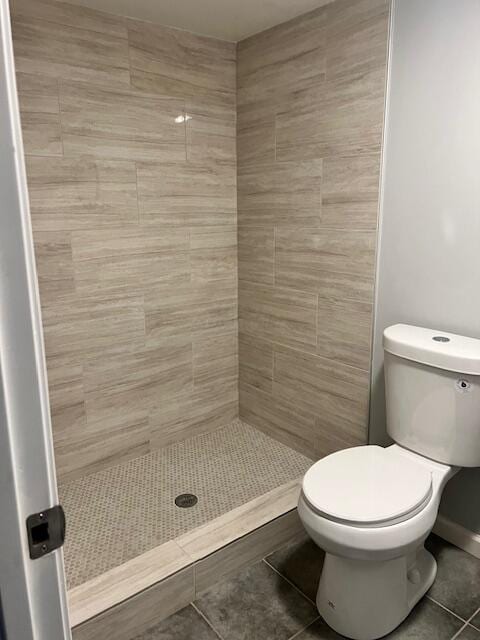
433;514;480;559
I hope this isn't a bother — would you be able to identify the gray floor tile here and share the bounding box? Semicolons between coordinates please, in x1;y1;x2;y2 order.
266;535;324;602
131;605;220;640
425;535;480;620
295;598;463;640
194;560;318;640
456;625;480;639
471;611;480;630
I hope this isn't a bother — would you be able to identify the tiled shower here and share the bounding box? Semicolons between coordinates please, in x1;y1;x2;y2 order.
9;0;390;633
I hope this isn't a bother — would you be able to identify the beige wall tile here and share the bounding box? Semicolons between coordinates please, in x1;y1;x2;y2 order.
128;19;235;99
237;6;326;106
149;380;238;449
145;281;237;341
190;226;237;283
46;355;86;442
239;282;317;351
239;334;273;393
237;100;276;166
137;161;236;227
275;228;376;298
238;226;274;285
42;293;145;360
59;82;186;163
72;566;194;640
326;0;389;82
317;297;373;370
193;332;238;388
26;157;138;231
72;227;190;295
186;96;236;166
33;231;75;303
11;0;127;39
273;344;370;430
11;16;130;88
239;384;318;459
276;69;386;161
238;161;322;227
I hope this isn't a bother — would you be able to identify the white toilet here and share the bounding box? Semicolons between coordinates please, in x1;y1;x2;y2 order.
298;324;480;640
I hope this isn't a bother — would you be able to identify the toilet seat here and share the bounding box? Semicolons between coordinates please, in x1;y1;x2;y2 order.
302;445;433;528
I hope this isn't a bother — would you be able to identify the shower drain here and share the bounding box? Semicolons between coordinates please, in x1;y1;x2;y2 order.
175;493;198;508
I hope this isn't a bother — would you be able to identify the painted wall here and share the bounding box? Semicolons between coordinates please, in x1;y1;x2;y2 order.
236;0;390;457
370;0;480;534
10;0;238;482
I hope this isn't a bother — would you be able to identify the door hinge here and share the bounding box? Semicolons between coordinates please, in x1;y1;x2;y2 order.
26;505;66;559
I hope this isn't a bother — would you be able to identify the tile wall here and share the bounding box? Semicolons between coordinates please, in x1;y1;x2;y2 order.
10;0;238;481
237;0;390;457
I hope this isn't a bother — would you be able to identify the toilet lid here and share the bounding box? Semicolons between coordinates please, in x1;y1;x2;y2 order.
302;446;433;527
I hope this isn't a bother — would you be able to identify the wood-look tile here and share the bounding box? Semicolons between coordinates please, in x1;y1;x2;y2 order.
54;410;149;483
186;96;236;166
149;380;238;450
16;72;62;156
190;226;237;283
237;100;276;166
33;231;75;303
59;82;186;163
11;16;130;89
72;566;195;640
276;68;386;161
46;354;86;440
326;0;390;82
275;228;376;299
322;153;381;228
238;226;274;285
239;384;318;458
128;19;236;99
145;281;237;341
273;344;370;432
194;511;303;595
42;293;145;360
239;333;273;393
239;282;317;351
238;161;322;227
68;541;191;628
137;161;236;227
72;227;190;295
177;479;302;560
26;157;138;231
193;331;238;388
317;297;373;370
84;336;193;422
237;7;326;106
10;0;127;39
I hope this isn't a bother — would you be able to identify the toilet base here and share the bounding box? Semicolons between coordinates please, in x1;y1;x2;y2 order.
316;545;437;640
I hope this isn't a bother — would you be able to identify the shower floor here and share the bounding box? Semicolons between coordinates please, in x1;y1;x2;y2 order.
60;419;312;589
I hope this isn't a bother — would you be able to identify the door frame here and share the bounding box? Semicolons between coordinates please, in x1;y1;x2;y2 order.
0;0;70;637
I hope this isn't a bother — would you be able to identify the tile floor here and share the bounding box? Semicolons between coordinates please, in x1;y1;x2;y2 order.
130;533;480;640
60;419;312;588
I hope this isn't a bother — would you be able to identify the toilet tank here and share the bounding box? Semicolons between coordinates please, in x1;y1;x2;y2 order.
383;324;480;467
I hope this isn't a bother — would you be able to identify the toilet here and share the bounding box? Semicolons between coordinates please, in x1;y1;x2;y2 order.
298;324;480;640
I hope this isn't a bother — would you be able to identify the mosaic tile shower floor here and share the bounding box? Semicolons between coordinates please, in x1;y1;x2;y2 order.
60;419;312;589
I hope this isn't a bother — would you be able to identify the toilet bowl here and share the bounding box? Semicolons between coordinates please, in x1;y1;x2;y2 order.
298;324;480;640
298;444;457;640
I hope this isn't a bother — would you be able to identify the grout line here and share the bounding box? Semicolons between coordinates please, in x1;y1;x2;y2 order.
263;558;316;606
450;622;470;640
426;595;468;623
287;616;321;640
191;602;226;640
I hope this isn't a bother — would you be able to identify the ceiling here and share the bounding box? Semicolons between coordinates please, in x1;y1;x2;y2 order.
61;0;334;42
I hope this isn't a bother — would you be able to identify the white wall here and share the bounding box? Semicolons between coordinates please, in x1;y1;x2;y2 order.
370;0;480;534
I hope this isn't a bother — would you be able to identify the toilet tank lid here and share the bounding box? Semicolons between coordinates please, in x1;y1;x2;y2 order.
384;324;480;375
